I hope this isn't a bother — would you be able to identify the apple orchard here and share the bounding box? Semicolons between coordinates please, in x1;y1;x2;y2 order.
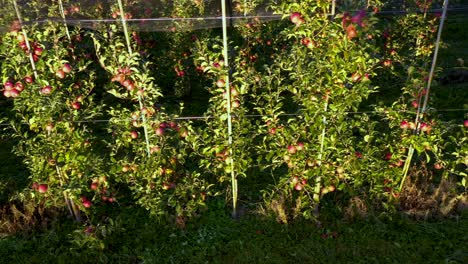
0;0;467;227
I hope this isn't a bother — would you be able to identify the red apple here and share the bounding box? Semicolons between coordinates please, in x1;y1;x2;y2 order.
150;146;161;153
290;12;302;24
71;101;81;110
41;86;52;95
464;120;468;128
231;100;241;109
82;200;92;208
4;81;13;90
38;184;48;193
56;69;65;79
45;123;54;132
346;25;357;39
90;182;99;190
14;82;24;92
216;79;225;88
62;63;72;73
385;152;392;160
411;100;419;108
34;47;43;56
155;127;164;136
130;130;138;139
400;120;409;129
420;122;431;133
296;142;304;151
383;60;392;67
294;183;303;191
9;89;20;98
434;163;443;170
287;145;297;154
355;151;363;159
32;182;39;190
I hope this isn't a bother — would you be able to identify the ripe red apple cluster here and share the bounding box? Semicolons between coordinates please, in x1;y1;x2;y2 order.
3;80;25;98
221;85;241;109
111;67;137;91
153;121;179;137
342;10;366;40
16;34;43;62
55;63;72;79
400;120;417;130
63;5;80;16
287;141;304;155
111;10;132;19
291;176;308;191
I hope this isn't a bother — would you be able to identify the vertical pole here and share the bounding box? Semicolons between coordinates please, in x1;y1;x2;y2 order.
399;0;449;191
313;99;329;217
12;0;38;80
58;0;71;41
117;0;151;157
331;0;336;16
420;0;448;115
221;0;237;217
57;0;82;222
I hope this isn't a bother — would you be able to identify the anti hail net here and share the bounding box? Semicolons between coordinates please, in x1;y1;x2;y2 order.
0;0;465;33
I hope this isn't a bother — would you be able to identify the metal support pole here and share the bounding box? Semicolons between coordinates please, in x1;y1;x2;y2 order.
221;0;237;217
117;0;151;157
399;0;449;191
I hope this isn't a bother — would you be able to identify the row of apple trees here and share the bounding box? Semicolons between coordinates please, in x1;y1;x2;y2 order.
0;0;466;226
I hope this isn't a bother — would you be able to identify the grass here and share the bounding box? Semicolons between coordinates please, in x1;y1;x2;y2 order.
0;204;467;263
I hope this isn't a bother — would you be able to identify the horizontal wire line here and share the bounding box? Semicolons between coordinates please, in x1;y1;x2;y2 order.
0;108;466;126
12;6;468;27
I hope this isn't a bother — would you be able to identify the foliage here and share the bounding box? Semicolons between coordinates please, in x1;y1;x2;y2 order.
0;0;466;232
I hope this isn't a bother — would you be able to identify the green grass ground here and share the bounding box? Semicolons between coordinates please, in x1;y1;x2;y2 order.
0;203;468;263
1;205;467;264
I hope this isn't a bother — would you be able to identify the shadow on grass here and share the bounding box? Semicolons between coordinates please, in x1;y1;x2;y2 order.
0;197;467;264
